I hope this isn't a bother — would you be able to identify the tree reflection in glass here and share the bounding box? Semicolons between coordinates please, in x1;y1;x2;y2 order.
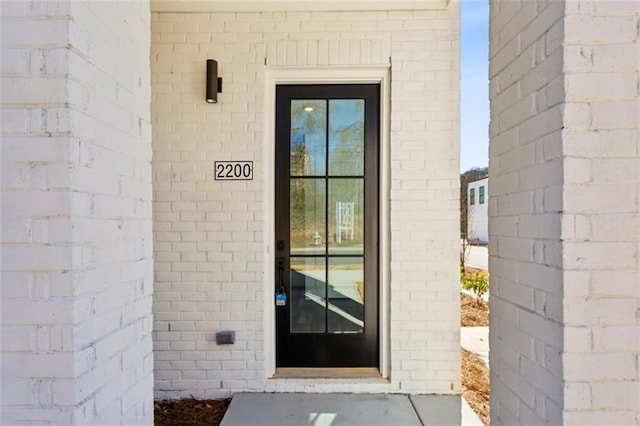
290;100;326;176
329;100;364;176
290;179;325;255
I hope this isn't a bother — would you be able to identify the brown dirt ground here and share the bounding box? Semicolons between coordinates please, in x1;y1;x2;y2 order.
461;292;489;327
460;290;490;425
154;398;231;426
155;296;490;426
462;348;490;425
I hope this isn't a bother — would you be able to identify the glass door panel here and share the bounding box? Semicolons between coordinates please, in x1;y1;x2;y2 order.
328;258;364;334
329;100;365;176
329;179;364;255
290;257;326;333
291;100;326;176
290;179;325;256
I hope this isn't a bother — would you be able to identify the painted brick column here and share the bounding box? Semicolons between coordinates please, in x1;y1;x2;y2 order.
489;0;639;424
561;1;639;423
1;1;153;424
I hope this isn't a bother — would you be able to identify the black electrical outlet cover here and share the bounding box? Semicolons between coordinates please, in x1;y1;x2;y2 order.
215;331;236;345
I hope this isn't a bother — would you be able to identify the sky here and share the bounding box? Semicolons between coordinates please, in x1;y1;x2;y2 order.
460;0;490;172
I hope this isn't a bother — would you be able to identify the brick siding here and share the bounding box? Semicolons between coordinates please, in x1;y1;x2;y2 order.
489;0;639;424
1;1;153;424
151;5;461;398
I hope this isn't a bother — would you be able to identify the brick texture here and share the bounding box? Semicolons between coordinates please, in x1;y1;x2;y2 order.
490;0;639;424
152;5;460;398
489;1;566;423
561;1;640;424
1;1;153;424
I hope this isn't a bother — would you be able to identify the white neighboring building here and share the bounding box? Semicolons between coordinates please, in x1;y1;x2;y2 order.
467;177;488;244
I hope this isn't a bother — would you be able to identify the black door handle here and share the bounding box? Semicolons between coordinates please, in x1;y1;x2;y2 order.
275;257;287;306
276;257;285;292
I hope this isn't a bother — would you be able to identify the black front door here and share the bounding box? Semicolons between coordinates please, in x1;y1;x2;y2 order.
275;84;380;368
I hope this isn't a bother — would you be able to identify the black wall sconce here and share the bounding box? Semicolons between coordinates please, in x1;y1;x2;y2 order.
206;59;222;103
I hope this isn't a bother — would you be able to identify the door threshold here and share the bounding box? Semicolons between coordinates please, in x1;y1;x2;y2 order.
273;367;382;379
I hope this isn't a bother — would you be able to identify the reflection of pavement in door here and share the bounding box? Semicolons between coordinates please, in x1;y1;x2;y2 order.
301;270;363;303
290;270;364;333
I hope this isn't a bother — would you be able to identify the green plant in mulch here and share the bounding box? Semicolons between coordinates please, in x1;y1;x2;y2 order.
461;265;489;305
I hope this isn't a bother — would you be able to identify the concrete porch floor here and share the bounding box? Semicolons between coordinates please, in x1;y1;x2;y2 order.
221;393;482;426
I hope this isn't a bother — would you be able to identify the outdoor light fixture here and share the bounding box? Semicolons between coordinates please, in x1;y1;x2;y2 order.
206;59;222;103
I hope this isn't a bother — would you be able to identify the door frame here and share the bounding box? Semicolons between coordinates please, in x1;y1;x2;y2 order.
263;66;391;379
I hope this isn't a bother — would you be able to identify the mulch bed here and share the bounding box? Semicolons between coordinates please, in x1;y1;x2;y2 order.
461;348;490;425
461;292;489;327
460;290;490;425
155;398;231;426
154;294;490;426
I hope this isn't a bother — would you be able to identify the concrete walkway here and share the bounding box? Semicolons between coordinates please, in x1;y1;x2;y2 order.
460;326;489;366
221;393;482;426
464;245;488;270
219;325;489;426
220;294;489;425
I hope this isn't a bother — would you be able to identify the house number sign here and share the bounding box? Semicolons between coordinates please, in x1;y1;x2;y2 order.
214;161;253;180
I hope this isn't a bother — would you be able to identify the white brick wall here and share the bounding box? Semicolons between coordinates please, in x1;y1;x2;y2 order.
562;1;640;424
4;0;635;422
1;1;153;424
489;1;566;423
490;0;639;424
152;4;460;398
